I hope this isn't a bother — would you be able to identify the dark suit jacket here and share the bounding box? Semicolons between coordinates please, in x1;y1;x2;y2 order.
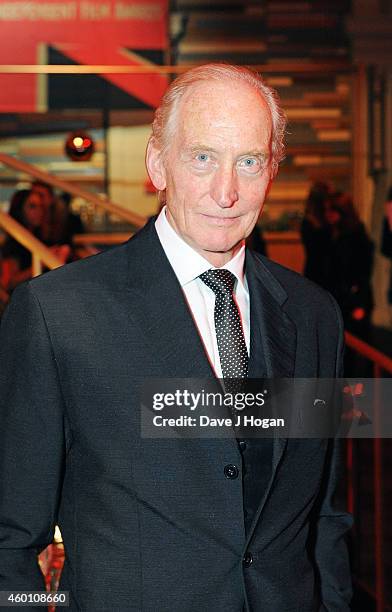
0;220;352;611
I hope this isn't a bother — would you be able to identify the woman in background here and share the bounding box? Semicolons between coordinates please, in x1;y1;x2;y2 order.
0;189;69;292
381;186;392;306
301;181;331;286
324;193;374;339
1;189;45;291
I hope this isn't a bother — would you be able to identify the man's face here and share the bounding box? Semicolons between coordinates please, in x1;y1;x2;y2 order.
147;79;274;266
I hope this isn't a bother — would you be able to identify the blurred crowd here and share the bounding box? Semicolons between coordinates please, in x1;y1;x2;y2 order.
381;186;392;304
0;182;85;294
301;182;374;340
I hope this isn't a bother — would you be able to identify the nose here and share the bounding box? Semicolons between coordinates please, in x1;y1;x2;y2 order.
210;164;239;208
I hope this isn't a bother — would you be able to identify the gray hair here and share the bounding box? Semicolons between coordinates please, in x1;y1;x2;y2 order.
150;63;286;175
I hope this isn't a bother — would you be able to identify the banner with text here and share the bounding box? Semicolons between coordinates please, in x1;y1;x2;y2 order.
0;0;168;111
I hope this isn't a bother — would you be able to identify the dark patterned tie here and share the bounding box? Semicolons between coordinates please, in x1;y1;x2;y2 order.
199;268;248;380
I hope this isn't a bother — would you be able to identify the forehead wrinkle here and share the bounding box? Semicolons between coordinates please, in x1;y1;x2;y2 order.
178;82;270;121
174;80;273;155
179;110;272;146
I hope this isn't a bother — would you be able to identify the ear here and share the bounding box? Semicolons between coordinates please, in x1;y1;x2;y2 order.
145;138;167;191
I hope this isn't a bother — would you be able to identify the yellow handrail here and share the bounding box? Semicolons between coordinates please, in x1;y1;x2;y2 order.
73;232;132;245
0;62;353;75
0;210;62;273
0;153;146;228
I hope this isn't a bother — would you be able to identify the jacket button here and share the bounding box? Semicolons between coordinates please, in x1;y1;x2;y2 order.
243;552;253;568
224;464;239;479
239;440;247;451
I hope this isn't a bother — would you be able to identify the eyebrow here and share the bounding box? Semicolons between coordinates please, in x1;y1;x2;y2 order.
187;145;217;154
240;150;269;158
185;144;269;158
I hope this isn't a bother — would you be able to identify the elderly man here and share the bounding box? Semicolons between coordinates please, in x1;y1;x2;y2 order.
0;64;352;611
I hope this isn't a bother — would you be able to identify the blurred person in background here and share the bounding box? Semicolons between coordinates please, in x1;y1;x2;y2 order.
31;181;76;253
0;188;69;292
31;180;58;244
301;181;331;286
324;192;374;339
56;192;88;260
381;186;392;306
58;191;85;245
1;189;45;291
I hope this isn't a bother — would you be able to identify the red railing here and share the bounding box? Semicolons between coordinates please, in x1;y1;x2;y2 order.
344;331;392;612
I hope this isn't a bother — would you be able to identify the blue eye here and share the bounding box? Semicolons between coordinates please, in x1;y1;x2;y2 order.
238;156;266;173
196;153;209;162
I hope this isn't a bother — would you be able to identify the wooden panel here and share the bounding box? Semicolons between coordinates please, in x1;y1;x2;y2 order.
267;2;311;12
286;108;342;119
265;76;293;86
179;39;267;53
287;143;349;154
269;181;310;200
265;233;305;274
282;99;313;107
267;15;338;29
316;129;351;141
304;91;349;103
310;119;347;130
306;167;352;179
293;154;350;166
336;82;351;95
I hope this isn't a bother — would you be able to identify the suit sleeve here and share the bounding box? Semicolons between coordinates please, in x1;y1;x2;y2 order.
0;282;66;609
313;294;353;611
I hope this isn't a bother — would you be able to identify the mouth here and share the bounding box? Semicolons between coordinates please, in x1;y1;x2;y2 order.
200;213;240;226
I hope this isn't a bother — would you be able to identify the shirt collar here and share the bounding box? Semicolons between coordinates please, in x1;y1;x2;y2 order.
154;206;246;289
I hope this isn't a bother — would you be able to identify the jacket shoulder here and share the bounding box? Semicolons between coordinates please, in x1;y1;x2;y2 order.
27;240;132;296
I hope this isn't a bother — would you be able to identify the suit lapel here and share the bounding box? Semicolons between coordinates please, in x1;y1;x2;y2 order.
243;251;297;546
246;250;297;379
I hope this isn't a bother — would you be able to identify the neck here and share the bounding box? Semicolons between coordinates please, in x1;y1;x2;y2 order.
201;245;242;268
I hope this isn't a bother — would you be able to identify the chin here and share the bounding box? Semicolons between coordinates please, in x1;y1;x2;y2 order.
199;237;243;257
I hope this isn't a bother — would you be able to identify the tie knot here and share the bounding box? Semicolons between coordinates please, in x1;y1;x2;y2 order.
199;268;236;296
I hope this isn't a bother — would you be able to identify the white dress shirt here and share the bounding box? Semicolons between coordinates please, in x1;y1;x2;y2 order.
155;206;250;377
